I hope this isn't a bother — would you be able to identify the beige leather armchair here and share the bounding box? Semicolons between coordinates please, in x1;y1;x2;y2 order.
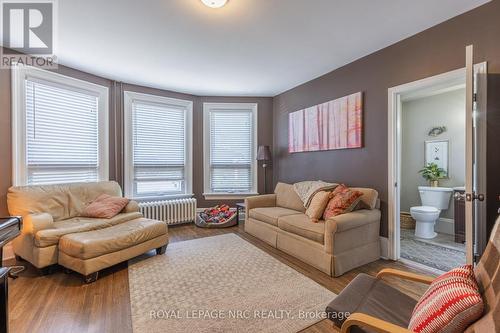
7;181;168;282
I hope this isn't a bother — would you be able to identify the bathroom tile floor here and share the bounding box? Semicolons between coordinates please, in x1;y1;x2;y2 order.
400;228;466;272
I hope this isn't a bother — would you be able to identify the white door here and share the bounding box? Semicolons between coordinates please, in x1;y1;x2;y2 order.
463;45;486;264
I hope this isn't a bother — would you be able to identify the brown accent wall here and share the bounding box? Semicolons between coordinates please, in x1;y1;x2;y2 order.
273;0;500;237
0;56;273;215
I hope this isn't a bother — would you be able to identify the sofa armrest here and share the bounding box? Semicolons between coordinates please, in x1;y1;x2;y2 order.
245;194;277;215
122;200;140;213
22;213;55;235
326;209;381;233
324;209;381;255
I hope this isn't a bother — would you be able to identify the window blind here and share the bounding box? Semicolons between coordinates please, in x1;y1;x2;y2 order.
132;101;186;197
26;79;100;185
209;110;253;193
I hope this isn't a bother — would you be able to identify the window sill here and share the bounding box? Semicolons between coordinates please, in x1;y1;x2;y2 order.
132;193;195;202
203;192;259;200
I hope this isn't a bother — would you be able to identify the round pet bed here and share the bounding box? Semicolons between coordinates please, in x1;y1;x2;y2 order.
195;205;238;228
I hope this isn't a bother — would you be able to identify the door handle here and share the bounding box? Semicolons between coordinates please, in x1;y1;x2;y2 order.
465;193;485;202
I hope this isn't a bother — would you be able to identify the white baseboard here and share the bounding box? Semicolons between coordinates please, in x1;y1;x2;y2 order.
380;236;389;259
435;217;454;235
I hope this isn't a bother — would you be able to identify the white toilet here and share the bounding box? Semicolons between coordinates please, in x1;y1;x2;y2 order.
410;186;453;239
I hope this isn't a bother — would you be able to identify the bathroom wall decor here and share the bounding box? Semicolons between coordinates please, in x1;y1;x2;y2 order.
424;140;449;177
288;92;363;153
428;126;447;137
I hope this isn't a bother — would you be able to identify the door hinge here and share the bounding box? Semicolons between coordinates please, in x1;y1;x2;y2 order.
473;93;478;102
394;182;398;187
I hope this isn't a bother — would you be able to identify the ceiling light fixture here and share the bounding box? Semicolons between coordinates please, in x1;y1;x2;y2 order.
201;0;228;8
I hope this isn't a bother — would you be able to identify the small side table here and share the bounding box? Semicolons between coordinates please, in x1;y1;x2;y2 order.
236;203;246;224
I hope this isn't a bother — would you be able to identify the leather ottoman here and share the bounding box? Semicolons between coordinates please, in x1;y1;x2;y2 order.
58;218;168;283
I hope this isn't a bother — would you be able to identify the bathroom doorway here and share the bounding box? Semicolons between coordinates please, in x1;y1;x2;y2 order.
387;60;488;272
399;84;466;272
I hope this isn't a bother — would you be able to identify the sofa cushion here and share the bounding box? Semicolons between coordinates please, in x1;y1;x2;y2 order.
249;207;301;226
274;183;306;212
323;185;363;220
326;273;417;332
305;191;332;223
59;218;167;260
351;187;379;210
278;214;325;244
7;181;123;222
34;212;143;247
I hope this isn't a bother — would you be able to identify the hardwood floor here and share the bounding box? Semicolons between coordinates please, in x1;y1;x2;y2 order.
6;223;433;333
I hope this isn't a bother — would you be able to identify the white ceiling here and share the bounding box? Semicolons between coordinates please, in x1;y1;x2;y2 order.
55;0;489;96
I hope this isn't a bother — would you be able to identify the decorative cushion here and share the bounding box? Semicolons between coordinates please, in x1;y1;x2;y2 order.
305;191;332;223
82;194;130;219
408;265;484;333
323;185;363;220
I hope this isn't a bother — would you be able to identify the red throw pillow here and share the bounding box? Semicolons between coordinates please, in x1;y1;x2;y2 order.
82;194;130;219
322;185;363;220
408;265;484;333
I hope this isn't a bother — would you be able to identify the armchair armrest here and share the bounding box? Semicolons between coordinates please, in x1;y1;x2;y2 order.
341;313;413;333
245;194;277;215
22;213;55;235
376;268;435;285
122;200;140;213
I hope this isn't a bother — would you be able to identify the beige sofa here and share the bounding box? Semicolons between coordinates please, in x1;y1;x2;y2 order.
245;183;381;277
7;181;168;282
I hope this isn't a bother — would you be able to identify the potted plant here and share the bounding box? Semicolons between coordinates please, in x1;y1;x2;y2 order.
418;163;446;187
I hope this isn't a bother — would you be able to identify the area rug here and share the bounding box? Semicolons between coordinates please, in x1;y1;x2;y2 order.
400;231;465;272
128;234;336;333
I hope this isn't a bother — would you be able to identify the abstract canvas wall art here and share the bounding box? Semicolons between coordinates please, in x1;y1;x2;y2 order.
288;92;363;153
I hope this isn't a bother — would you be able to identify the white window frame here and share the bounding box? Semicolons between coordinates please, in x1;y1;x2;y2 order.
11;64;109;186
123;91;193;200
203;102;258;200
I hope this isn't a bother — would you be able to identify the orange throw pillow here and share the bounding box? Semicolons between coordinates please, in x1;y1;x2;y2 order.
323;185;362;220
305;191;332;223
83;194;130;219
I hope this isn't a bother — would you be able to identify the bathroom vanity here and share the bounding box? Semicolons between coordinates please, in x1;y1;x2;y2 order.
454;188;466;243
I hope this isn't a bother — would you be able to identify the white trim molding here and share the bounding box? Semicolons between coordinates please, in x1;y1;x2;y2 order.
11;64;109;186
387;63;487;261
123;91;193;200
203;102;258;199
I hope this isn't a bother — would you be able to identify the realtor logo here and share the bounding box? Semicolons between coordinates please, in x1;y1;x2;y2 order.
1;0;57;68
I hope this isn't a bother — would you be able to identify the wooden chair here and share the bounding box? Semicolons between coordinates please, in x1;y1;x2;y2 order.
326;217;500;333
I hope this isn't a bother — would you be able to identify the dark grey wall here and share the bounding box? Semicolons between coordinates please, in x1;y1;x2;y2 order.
273;0;500;237
0;56;273;215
